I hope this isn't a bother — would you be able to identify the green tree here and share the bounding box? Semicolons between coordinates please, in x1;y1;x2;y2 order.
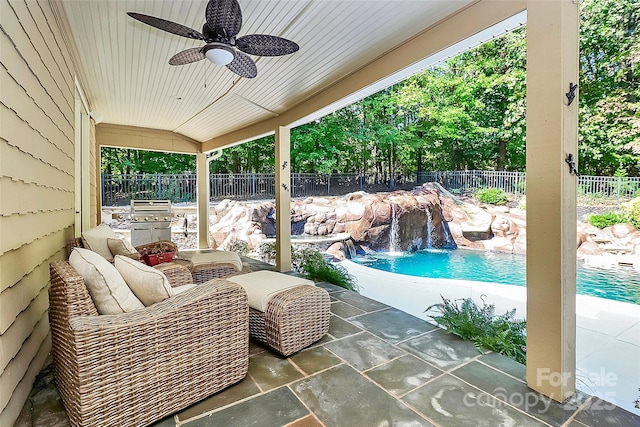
578;0;639;175
101;147;194;174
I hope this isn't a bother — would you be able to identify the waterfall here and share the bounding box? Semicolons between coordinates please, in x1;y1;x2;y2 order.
344;239;357;259
443;222;456;248
425;209;433;249
389;204;401;252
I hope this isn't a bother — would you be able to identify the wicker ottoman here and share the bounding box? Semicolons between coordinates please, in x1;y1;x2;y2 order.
227;271;330;356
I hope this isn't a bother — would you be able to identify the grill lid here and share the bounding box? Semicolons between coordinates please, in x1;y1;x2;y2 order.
131;200;172;214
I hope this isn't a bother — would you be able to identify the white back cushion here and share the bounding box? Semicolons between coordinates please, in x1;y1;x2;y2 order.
81;224;119;260
108;238;139;257
69;248;144;314
114;255;174;306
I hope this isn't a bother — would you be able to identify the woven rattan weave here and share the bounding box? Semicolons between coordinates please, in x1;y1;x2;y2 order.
249;284;330;356
49;261;249;427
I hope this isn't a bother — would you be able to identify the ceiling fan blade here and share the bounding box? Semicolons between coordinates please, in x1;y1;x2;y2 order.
236;34;299;57
169;48;205;65
226;50;257;78
127;12;204;40
206;0;242;37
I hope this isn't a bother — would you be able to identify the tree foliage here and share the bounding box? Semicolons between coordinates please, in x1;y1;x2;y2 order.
578;0;639;176
101;147;194;174
102;0;638;178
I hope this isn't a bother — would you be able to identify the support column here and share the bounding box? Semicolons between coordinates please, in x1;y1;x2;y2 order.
274;126;292;272
526;0;579;401
196;152;210;249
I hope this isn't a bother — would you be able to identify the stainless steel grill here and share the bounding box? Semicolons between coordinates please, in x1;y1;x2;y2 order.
128;200;175;246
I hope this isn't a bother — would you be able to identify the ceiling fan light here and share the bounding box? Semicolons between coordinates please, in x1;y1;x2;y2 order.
205;46;234;65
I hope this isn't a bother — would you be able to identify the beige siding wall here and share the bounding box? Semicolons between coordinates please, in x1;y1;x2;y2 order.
0;1;91;424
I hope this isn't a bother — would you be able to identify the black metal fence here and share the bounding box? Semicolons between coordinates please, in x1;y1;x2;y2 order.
417;170;640;204
101;171;639;206
101;172;417;206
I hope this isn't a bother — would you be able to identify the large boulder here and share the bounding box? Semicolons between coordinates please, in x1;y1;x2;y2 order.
204;184;640;259
456;203;494;241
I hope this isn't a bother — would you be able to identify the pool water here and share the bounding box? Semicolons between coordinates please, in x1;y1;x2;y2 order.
353;249;640;305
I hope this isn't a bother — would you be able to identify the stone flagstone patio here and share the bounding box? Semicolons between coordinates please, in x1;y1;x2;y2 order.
15;258;640;427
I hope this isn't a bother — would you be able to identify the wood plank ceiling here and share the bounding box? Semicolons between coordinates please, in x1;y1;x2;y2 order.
60;0;475;143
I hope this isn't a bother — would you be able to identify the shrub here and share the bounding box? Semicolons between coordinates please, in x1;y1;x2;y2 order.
517;196;526;210
587;212;628;229
475;187;509;205
256;241;277;264
425;295;526;364
256;242;358;291
621;197;640;228
224;239;249;256
295;247;358;291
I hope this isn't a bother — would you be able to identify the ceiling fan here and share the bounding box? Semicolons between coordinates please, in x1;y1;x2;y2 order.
127;0;299;78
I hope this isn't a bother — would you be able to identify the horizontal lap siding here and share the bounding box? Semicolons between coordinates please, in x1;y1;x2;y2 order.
0;1;84;425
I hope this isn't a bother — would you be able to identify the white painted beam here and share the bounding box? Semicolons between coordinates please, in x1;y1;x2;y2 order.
525;0;579;402
274;126;292;272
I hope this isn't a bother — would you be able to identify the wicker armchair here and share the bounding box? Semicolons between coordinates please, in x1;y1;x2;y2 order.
49;260;249;427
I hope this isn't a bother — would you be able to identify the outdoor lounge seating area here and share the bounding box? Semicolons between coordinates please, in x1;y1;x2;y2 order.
17;257;640;426
4;1;637;426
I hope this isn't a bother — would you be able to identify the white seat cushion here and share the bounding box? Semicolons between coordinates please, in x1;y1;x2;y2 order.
81;224;119;260
226;271;315;312
69;248;144;314
177;249;242;271
114;255;174;306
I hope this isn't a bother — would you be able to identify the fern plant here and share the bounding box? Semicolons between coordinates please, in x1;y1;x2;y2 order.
256;242;358;291
426;295;526;364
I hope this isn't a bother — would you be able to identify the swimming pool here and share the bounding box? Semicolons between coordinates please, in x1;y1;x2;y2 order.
352;249;640;305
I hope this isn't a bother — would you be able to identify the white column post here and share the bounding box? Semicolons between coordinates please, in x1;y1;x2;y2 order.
525;0;579;401
196;152;210;249
275;126;292;272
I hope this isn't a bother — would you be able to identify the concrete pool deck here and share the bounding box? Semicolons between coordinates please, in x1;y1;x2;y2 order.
340;259;640;416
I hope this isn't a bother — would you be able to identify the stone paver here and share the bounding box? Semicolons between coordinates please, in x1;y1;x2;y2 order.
19;262;640;427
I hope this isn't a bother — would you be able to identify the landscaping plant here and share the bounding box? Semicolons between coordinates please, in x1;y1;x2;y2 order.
474;187;509;205
224;238;249;256
621;197;640;228
257;242;358;291
425;295;526;364
293;247;358;291
587;211;629;229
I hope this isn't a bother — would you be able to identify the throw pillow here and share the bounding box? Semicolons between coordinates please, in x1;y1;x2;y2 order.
81;224;119;260
114;255;174;306
69;248;144;314
108;238;140;258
